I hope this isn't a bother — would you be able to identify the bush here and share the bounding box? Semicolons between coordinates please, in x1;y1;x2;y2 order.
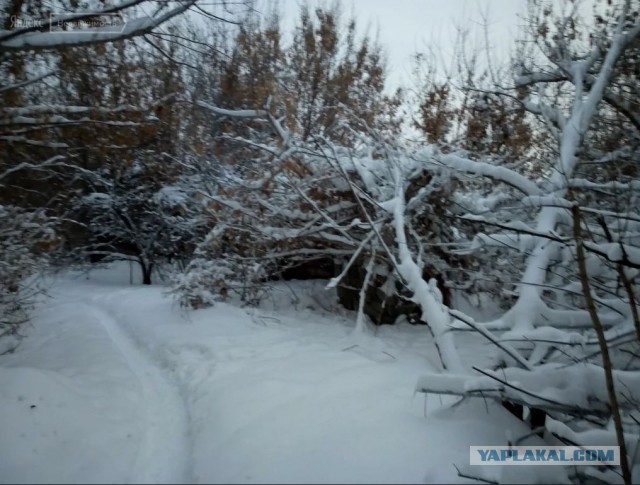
0;205;57;342
174;253;270;309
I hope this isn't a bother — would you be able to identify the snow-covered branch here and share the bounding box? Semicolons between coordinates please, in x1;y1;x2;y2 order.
391;162;463;372
195;101;268;119
0;1;196;51
431;153;541;196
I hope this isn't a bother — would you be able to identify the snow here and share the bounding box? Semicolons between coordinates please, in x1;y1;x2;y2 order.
154;186;188;207
418;361;640;418
0;264;568;484
569;178;640;192
196;102;267;119
3;104;139;116
429;152;542;196
392;165;463;372
0;1;194;50
585;241;640;266
82;192;112;206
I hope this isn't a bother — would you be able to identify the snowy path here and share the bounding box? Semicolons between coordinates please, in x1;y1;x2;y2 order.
0;278;193;484
83;303;192;484
0;267;561;484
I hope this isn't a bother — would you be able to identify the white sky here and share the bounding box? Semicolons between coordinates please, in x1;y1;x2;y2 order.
277;0;528;91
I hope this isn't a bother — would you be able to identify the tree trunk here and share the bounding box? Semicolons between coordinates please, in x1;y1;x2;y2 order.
140;260;153;285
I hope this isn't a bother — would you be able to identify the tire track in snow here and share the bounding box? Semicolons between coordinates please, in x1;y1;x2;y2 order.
82;303;193;484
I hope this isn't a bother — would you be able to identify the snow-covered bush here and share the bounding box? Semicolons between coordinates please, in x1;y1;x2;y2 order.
174;111;470;320
0;205;57;343
174;254;270;309
174;257;233;309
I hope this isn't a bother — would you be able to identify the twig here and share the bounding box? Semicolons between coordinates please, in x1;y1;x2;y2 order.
573;205;632;485
452;464;498;485
450;310;533;370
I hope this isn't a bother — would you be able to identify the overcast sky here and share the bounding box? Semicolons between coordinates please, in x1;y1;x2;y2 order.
277;0;528;90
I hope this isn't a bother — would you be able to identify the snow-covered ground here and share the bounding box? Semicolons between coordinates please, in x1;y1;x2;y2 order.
0;264;566;484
